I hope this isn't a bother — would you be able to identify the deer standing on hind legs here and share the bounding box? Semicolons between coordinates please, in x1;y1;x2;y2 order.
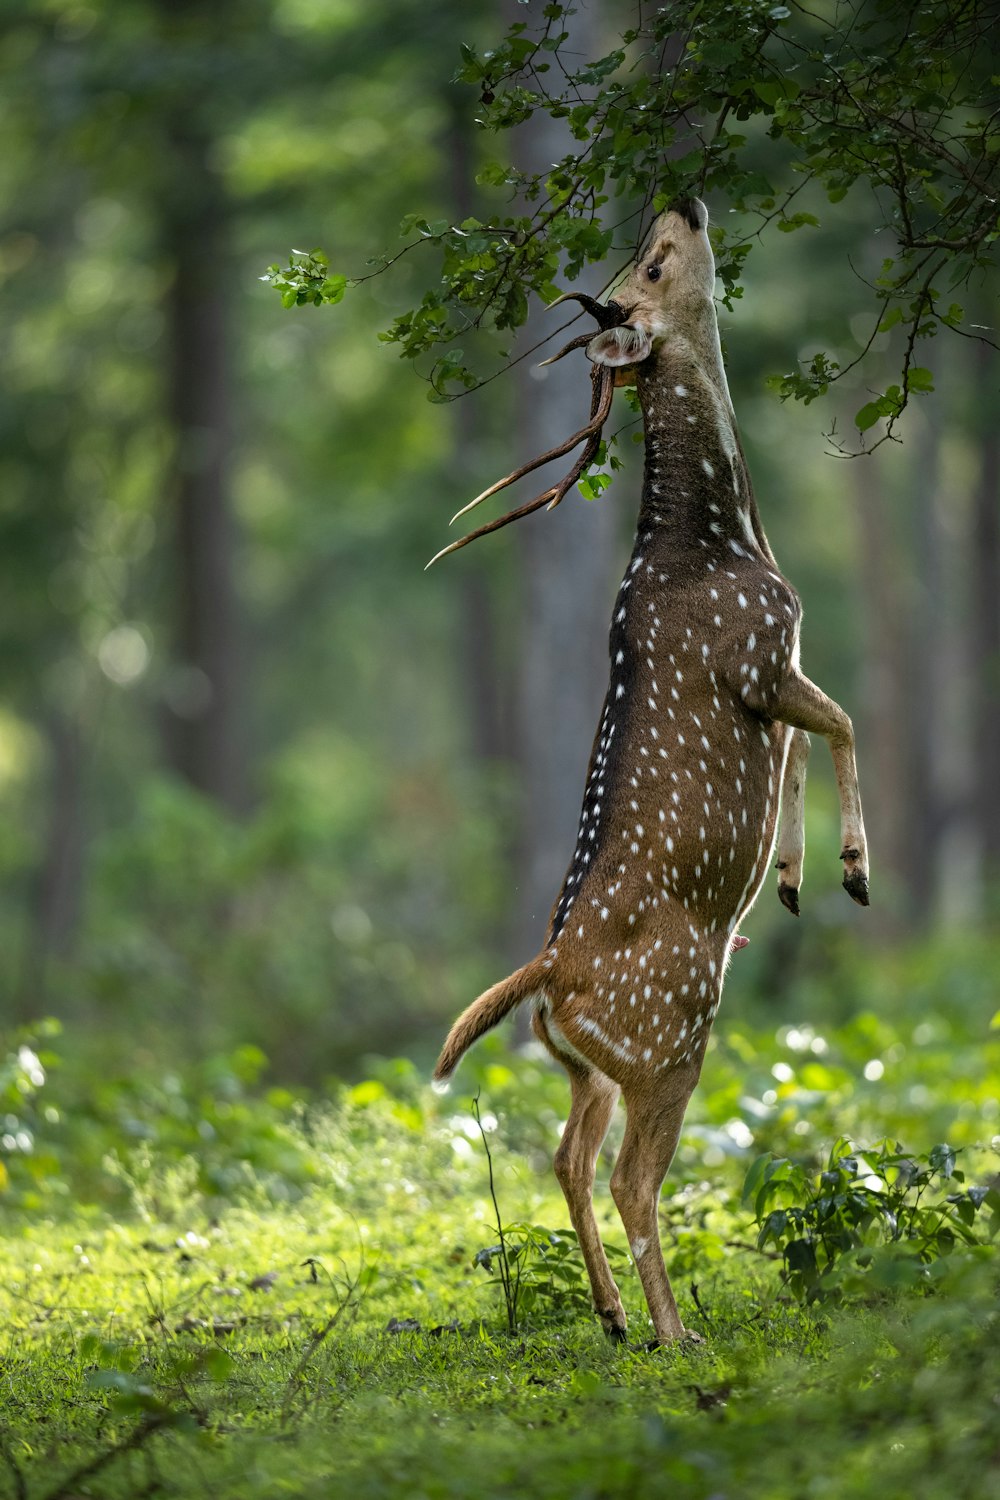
433;197;869;1345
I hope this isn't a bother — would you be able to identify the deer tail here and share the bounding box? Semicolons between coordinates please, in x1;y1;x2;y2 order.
433;954;550;1084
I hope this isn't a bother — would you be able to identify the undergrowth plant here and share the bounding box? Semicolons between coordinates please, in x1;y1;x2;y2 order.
744;1138;1000;1303
469;1091;633;1333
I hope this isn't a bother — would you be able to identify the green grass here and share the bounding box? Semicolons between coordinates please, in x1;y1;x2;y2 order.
3;1196;998;1500
2;983;999;1499
2;1128;998;1497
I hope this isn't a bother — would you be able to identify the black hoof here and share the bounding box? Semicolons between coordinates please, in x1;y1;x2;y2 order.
843;869;870;907
778;882;800;917
599;1312;628;1344
631;1329;704;1353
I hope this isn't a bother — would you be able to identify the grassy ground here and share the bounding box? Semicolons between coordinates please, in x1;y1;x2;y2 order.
2;982;999;1500
3;1206;997;1500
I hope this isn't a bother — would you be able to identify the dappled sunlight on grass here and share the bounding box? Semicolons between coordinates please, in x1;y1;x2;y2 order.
1;956;999;1496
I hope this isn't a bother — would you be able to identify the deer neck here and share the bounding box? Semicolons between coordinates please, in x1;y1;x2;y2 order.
634;297;757;549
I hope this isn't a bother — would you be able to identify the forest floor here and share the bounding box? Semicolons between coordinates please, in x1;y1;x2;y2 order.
2;985;999;1500
2;1191;998;1500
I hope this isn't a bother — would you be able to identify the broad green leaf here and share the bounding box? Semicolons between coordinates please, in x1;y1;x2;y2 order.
855;402;883;431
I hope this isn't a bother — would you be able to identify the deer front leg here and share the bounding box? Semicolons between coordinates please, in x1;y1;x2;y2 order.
776;728;810;915
769;673;869;907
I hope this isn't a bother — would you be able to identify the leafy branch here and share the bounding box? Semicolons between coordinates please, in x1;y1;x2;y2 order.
265;0;999;438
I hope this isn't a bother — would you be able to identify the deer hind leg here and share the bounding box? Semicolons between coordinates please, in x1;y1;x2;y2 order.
770;672;869;906
776;728;810;915
533;1011;627;1339
610;1070;699;1344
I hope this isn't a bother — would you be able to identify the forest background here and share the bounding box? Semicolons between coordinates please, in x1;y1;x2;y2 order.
3;0;998;1082
0;1;998;1494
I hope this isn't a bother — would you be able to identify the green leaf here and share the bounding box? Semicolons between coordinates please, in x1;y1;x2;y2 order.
907;366;934;392
320;275;348;305
929;1143;957;1179
777;212;820;234
742;1152;773;1208
855;402;883;432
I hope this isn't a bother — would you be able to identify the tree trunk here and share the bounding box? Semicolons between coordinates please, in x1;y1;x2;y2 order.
903;408;946;923
158;125;248;812
506;3;622;969
971;339;1000;910
19;711;85;1014
853;450;908;931
445;91;516;772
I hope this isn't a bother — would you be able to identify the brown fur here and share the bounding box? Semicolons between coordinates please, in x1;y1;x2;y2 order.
434;953;553;1082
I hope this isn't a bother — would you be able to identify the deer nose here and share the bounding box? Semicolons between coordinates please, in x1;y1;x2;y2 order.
668;197;705;231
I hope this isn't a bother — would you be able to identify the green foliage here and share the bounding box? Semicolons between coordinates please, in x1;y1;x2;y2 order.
2;935;1000;1496
0;1017;63;1201
261;249;349;308
0;1036;997;1499
473;1223;634;1327
745;1138;1000;1303
41;762;507;1084
0;1022;318;1214
271;0;999;442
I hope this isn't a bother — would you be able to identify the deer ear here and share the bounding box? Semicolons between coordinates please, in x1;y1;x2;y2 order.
587;321;653;368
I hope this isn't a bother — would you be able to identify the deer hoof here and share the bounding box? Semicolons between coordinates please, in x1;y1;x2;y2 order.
778;882;800;917
842;868;870;906
634;1328;705;1353
599;1309;628;1343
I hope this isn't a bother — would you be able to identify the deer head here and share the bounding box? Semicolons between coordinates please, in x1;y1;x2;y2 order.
586;197;714;375
426;197;714;568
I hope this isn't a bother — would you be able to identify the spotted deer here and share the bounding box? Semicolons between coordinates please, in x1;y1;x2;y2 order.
433;197;869;1345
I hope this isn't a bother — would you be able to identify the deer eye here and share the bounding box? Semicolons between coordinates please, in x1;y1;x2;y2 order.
646;264;662;282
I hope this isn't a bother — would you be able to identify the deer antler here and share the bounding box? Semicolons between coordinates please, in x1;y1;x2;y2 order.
449;377;610;527
426;296;627;568
425;363;615;569
547;292;626;330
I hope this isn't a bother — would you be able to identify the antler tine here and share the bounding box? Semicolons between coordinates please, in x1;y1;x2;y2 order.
427;366;616;567
545;365;614;511
449;381;613;527
427;488;559;569
547;292;627;331
536;331;595;368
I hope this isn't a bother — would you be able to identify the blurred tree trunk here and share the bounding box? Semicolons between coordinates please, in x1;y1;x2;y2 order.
904;405;947;923
35;713;84;955
507;1;621;975
971;339;1000;910
18;712;85;1013
854;452;908;929
446;94;515;771
158;5;248;812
